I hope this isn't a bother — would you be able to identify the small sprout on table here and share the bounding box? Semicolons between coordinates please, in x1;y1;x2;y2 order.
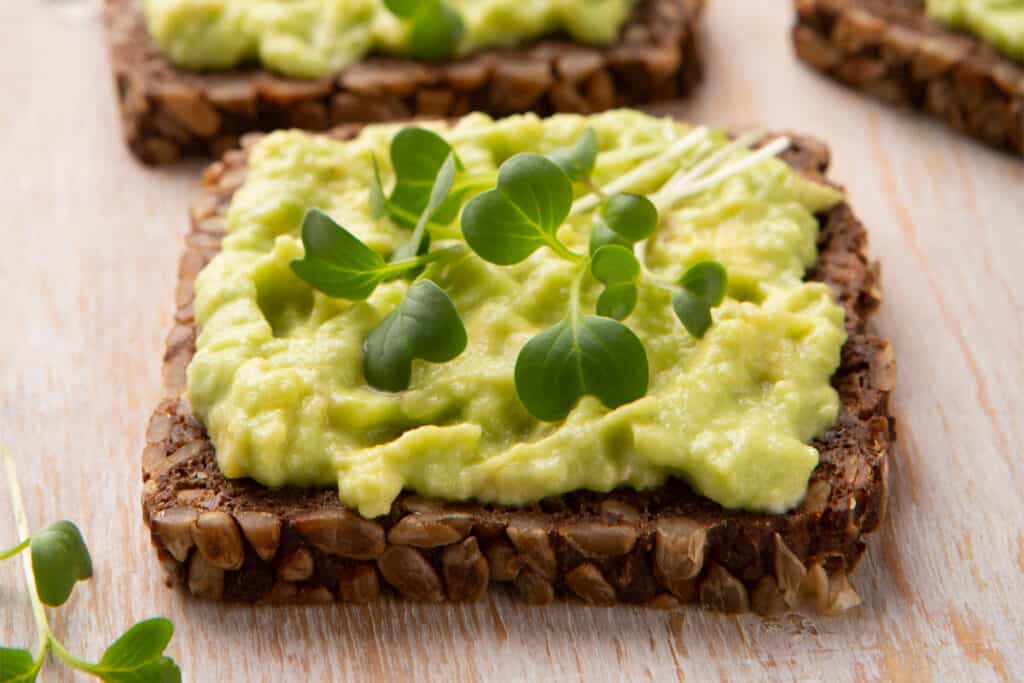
0;446;182;682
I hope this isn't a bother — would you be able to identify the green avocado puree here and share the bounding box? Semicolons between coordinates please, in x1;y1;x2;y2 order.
927;0;1024;60
143;0;635;78
187;110;846;518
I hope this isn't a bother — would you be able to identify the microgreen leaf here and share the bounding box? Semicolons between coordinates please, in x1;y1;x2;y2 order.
383;0;420;16
0;648;38;683
388;232;431;266
588;218;632;256
95;658;181;683
590;245;640;285
408;3;464;61
514;315;648;421
30;520;92;607
546;128;598;182
461;154;575;265
596;283;638;321
363;280;467;391
672;261;728;339
290;209;391;300
90;618;181;683
671;289;713;339
386;127;463;229
600;193;658;242
369;155;387;219
389;152;457;267
678;260;727;307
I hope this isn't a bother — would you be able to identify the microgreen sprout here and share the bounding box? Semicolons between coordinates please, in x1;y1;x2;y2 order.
0;446;181;682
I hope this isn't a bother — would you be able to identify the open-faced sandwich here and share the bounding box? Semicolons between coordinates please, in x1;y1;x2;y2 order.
103;0;705;163
793;0;1023;156
143;110;895;613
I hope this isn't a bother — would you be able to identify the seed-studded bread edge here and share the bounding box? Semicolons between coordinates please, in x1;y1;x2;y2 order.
792;0;1024;156
141;124;895;614
103;0;705;165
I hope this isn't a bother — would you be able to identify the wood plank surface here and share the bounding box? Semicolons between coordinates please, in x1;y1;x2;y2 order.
1;1;1021;681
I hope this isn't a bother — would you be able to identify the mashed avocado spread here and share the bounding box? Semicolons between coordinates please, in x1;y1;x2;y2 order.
187;110;846;518
143;0;635;78
927;0;1024;60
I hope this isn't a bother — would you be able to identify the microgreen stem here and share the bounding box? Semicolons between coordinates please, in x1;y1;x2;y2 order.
592;143;665;169
2;444;51;666
383;202;456;238
548;238;586;264
0;536;29;560
388;244;464;275
653;136;791;213
48;635;97;673
454;172;498;193
569;126;708;217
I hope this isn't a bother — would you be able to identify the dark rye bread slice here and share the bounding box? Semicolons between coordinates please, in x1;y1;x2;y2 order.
792;0;1024;156
103;0;705;164
142;126;895;613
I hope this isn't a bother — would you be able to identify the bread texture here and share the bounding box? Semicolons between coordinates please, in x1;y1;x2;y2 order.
141;125;895;613
103;0;705;164
792;0;1023;156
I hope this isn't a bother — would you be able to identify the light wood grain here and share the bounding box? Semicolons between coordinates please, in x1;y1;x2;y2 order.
1;1;1022;681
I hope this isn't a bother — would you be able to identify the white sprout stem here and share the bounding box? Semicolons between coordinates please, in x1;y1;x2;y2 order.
569;126;709;217
592;142;668;169
653;137;792;214
2;444;51;662
650;130;763;209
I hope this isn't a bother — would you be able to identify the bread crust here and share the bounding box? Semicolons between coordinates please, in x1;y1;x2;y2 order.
102;0;705;164
792;0;1023;156
141;126;895;613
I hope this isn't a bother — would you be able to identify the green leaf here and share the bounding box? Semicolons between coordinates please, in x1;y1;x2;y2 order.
96;658;181;683
91;619;180;683
590;245;640;285
546;128;598;182
672;261;727;338
389;152;457;267
0;648;37;683
671;288;713;339
290;209;391;300
678;260;727;307
363;280;467;391
369;154;387;219
408;3;464;61
383;0;424;17
30;520;92;607
514;315;648;421
99;619;173;671
461;154;574;265
596;283;638;321
600;193;658;242
588;218;632;256
387;127;463;228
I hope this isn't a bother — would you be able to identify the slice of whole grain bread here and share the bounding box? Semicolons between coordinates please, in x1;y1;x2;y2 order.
141;125;895;613
103;0;705;164
792;0;1023;156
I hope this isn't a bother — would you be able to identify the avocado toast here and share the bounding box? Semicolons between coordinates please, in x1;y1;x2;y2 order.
103;0;704;164
142;112;894;613
792;0;1023;156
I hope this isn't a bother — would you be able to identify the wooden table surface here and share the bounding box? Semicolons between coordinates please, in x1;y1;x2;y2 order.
2;1;1022;681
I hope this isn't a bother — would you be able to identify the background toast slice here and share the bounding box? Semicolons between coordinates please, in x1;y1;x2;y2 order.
141;126;895;613
103;0;705;164
792;0;1024;156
